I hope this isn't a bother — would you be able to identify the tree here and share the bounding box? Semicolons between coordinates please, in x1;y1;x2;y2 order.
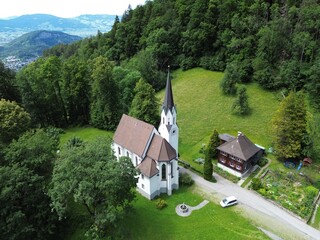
1;128;59;238
90;56;120;130
204;129;220;181
16;57;67;127
232;86;250;115
0;165;57;240
4;129;58;178
49;137;138;238
0;61;20;102
129;78;159;126
0;99;30;143
272;91;307;160
220;63;238;95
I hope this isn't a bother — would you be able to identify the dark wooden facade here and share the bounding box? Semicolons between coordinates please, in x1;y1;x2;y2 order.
217;133;263;177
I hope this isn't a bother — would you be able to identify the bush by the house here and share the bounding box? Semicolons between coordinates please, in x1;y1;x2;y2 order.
179;172;194;186
251;178;263;190
258;157;268;167
156;198;168;210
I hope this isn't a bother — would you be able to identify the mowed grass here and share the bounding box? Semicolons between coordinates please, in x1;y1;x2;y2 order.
124;186;268;240
158;68;280;169
60;126;113;146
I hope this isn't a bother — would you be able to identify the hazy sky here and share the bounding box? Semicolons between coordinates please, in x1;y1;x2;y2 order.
0;0;146;19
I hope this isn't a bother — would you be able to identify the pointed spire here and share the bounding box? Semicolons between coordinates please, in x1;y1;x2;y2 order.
163;66;175;112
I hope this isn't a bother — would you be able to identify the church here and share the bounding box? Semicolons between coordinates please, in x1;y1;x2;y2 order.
112;71;179;200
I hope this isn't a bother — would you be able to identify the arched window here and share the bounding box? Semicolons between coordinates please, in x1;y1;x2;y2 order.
161;164;166;180
173;117;175;124
163;117;165;124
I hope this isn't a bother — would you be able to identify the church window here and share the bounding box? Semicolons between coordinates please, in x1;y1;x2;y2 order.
142;184;144;189
135;156;138;166
126;151;129;157
118;147;121;155
161;164;166;180
171;162;174;178
173;117;175;124
141;174;144;179
163;117;165;124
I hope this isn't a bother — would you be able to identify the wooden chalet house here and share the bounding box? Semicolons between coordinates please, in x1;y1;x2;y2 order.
217;132;263;178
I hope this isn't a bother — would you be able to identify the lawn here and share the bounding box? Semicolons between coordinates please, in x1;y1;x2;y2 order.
124;186;268;240
59;126;113;147
157;68;280;171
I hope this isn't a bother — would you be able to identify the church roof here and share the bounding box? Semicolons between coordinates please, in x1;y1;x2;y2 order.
137;157;159;178
217;132;260;161
162;68;175;112
113;114;155;157
146;134;177;162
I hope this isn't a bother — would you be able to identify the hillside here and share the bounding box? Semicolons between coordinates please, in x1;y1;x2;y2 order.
0;30;81;59
157;68;280;166
0;14;116;45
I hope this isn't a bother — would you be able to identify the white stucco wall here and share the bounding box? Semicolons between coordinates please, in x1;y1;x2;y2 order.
217;163;248;178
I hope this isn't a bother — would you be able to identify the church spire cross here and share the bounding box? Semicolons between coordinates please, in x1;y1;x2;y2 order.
163;66;175;112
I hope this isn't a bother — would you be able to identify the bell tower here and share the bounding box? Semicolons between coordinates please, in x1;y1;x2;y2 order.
158;67;179;156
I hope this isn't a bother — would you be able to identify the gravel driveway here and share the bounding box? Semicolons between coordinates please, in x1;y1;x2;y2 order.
180;166;320;240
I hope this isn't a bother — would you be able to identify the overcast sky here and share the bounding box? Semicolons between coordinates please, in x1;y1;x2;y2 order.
0;0;146;19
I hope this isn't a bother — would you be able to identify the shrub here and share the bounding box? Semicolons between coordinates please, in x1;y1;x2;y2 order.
156;198;167;210
251;178;262;190
305;185;318;199
258;157;268;167
258;188;267;196
179;172;194;186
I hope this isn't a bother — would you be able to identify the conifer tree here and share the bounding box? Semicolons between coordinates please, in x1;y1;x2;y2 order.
232;86;250;115
272;91;307;160
203;129;219;181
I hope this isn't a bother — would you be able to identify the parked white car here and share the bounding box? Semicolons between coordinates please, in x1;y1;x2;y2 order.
220;196;238;208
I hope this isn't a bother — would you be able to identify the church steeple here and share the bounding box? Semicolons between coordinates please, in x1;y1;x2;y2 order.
163;67;175;113
158;66;179;156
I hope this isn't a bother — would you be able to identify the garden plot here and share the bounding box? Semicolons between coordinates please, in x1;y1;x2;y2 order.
258;169;318;220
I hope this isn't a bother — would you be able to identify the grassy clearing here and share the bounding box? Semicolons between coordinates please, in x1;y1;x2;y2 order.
157;68;280;171
124;186;268;240
60;126;113;146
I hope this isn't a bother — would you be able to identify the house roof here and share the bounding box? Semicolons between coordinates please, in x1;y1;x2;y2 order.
113;114;155;157
162;68;175;113
146;134;177;162
137;157;159;178
217;133;260;161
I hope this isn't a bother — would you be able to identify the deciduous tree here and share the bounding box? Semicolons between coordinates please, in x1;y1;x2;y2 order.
129;78;159;126
49;137;137;238
0;99;30;143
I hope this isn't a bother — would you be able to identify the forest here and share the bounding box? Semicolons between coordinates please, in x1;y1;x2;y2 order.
1;0;320;238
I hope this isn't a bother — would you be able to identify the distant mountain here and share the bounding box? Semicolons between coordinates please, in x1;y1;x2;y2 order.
0;30;81;59
0;14;116;45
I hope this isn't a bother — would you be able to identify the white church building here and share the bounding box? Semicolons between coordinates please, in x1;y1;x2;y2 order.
112;70;179;199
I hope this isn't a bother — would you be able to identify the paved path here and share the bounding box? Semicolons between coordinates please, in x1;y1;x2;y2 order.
180;167;320;240
175;200;209;217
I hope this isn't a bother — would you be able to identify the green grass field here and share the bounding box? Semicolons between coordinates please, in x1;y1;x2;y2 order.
60;126;113;146
157;68;280;170
124;186;268;240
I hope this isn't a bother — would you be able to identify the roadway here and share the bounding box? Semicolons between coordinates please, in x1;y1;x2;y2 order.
180;167;320;240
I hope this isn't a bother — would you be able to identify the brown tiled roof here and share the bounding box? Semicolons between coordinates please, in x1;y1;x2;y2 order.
137;157;159;178
113;114;155;157
217;133;260;161
146;134;177;162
